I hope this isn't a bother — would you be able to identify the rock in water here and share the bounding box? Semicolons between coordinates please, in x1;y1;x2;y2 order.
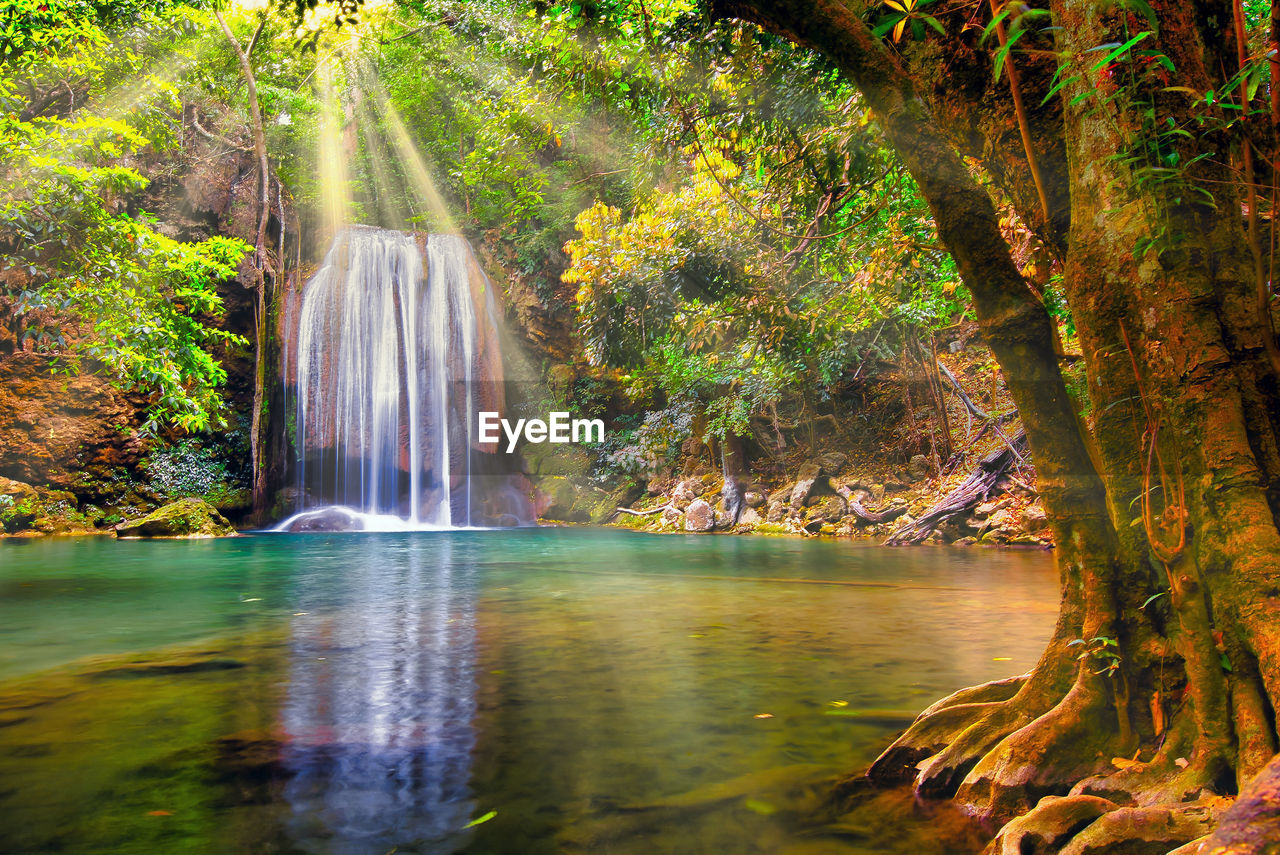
684;499;715;532
277;506;366;532
115;498;236;538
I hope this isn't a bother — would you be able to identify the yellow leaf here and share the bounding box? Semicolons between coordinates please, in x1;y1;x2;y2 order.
893;17;907;42
1111;757;1142;770
884;0;906;10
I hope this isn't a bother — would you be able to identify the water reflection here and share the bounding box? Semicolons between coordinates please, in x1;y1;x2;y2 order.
280;537;479;854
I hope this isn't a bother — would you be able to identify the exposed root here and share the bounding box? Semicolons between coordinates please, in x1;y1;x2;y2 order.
1056;801;1224;855
955;677;1117;822
980;794;1119;855
1069;753;1231;809
1197;752;1280;853
916;674;1030;719
868;700;1016;785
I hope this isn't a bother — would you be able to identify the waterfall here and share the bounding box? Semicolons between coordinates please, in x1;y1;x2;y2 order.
279;227;527;531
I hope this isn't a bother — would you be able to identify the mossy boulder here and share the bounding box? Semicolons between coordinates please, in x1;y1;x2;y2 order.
115;498;236;538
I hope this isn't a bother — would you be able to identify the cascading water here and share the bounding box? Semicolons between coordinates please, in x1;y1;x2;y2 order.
277;226;531;531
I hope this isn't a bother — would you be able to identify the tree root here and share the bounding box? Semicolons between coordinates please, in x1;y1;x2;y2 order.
866;675;1028;784
980;794;1119;855
1056;801;1224;855
955;677;1117;822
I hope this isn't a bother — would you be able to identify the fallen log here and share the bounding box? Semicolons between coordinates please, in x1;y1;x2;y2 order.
830;480;909;526
885;431;1028;545
613;503;675;517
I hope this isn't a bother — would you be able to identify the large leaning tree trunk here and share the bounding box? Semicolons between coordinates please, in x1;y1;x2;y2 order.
712;0;1280;849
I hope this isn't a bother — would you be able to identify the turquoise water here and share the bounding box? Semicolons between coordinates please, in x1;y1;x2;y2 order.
0;529;1058;854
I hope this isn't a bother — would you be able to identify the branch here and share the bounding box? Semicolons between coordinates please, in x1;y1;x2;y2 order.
189;108;252;152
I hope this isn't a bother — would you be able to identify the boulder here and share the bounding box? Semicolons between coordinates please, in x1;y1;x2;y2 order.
736;506;762;527
974;498;1012;519
672;479;701;510
743;490;766;509
815;451;848;473
684;499;715;532
536;476;591;522
1022;503;1048;533
789;462;823;510
661;506;683;527
0;476;90;535
907;454;932;482
0;477;40;532
115;498;235;538
766;499;789;523
817;495;847;523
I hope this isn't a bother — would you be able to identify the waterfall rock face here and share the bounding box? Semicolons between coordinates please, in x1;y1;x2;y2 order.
280;227;530;531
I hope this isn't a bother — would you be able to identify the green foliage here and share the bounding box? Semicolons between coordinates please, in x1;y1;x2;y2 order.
1069;635;1122;677
144;434;250;508
0;0;250;431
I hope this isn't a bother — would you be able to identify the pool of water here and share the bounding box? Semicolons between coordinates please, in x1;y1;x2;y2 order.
0;528;1058;854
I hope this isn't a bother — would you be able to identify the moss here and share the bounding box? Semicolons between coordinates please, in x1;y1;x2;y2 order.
115;498;236;538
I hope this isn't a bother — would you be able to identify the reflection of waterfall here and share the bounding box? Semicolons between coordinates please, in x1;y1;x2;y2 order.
281;227;531;530
281;538;477;854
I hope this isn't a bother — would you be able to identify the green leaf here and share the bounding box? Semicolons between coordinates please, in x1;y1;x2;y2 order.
1088;31;1153;72
463;810;497;829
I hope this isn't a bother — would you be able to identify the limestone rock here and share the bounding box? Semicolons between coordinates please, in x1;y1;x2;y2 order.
766;500;789;523
684;499;715;532
736;506;762;528
115;498;235;538
790;463;822;510
974;498;1011;519
743;490;766;508
672;479;701;509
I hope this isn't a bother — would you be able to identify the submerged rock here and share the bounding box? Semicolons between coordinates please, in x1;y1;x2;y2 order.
115;498;235;538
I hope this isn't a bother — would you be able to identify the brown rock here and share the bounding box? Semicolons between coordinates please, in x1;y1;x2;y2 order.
0;353;147;491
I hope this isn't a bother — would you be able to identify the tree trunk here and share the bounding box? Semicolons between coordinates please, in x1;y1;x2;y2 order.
214;9;274;517
720;431;746;524
712;0;1280;848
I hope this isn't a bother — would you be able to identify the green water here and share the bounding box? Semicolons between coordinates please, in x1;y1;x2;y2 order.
0;528;1058;854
